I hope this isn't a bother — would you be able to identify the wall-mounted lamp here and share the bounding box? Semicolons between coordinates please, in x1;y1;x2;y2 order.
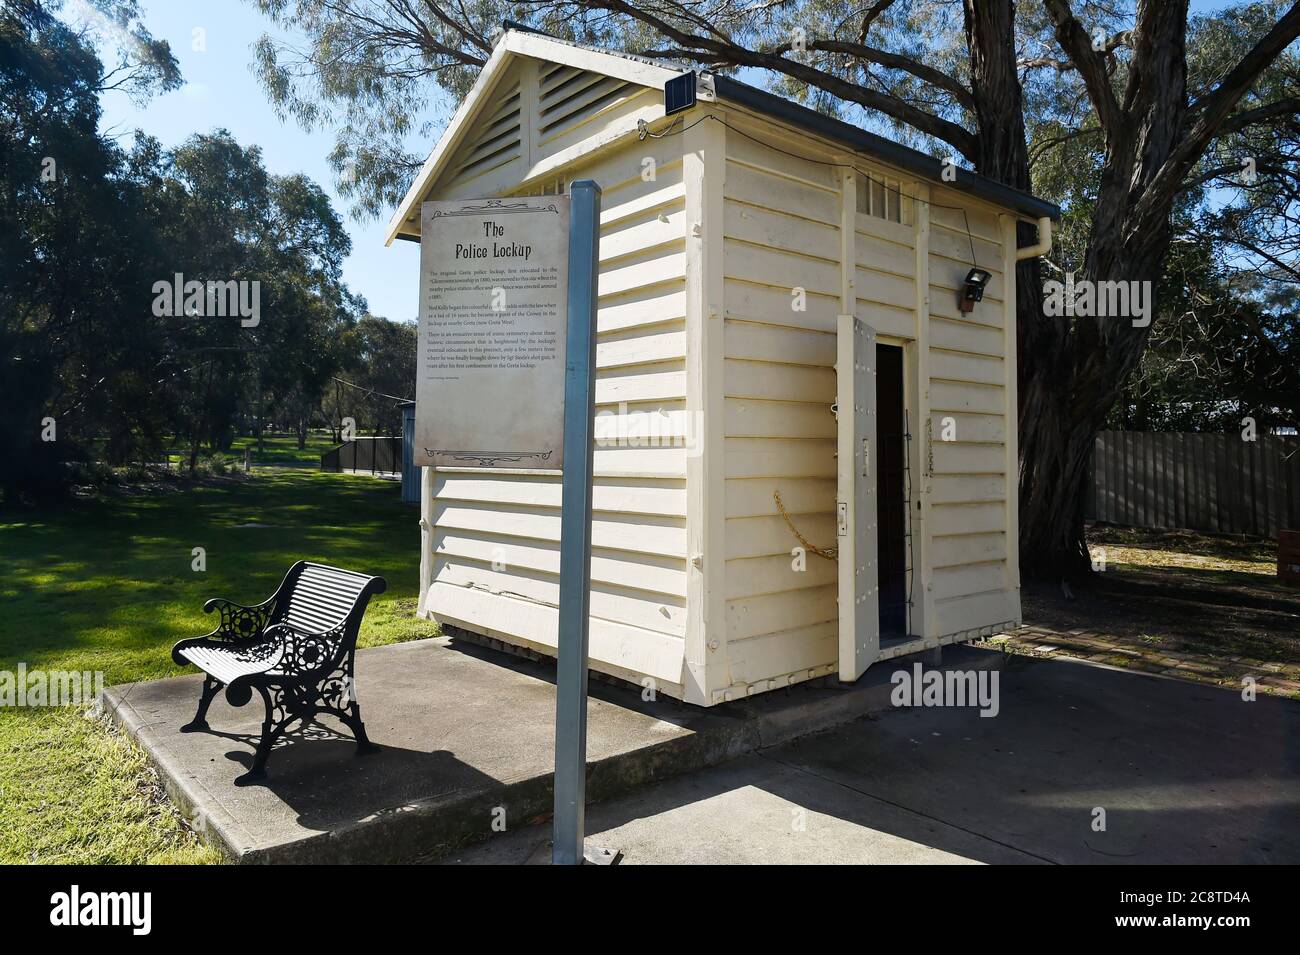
959;268;992;313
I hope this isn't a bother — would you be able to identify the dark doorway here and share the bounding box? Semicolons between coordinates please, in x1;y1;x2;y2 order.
876;344;908;638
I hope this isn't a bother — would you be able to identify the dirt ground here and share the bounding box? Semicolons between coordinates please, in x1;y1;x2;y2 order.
1004;524;1300;697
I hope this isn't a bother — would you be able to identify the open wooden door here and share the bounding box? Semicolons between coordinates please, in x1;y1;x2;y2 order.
837;315;879;681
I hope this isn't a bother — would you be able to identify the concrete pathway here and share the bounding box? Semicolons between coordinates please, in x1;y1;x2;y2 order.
103;636;999;862
445;654;1300;865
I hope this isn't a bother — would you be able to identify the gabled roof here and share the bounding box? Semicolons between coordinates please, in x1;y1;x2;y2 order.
384;28;685;244
386;26;1059;245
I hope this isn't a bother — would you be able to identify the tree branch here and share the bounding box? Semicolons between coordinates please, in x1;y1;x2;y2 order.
1179;161;1296;193
1028;125;1102;167
857;0;898;43
615;3;978;157
1218;96;1300;135
1139;3;1300;227
1019;30;1131;72
807;39;976;112
1042;0;1123;132
1186;2;1300;127
1227;234;1300;283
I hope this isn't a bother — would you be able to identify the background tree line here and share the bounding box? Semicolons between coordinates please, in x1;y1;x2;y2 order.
1;1;417;503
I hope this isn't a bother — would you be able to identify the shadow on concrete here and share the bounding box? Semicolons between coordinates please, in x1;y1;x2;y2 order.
440;635;724;726
109;634;912;862
188;717;495;835
444;654;1300;865
763;654;1300;864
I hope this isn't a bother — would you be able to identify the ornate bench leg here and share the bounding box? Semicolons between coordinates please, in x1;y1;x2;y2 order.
344;701;379;756
335;663;378;756
181;675;222;733
235;687;284;786
236;724;274;786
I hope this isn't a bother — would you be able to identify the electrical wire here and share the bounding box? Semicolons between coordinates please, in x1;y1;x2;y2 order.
329;376;413;405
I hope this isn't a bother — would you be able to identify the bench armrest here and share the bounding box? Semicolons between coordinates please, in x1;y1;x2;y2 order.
170;595;277;666
203;597;275;640
261;621;348;679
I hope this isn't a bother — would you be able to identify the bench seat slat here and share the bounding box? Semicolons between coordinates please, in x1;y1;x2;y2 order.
293;586;364;606
285;613;340;633
181;644;281;683
291;585;363;607
280;565;370;634
300;565;370;587
181;562;384;685
289;587;358;610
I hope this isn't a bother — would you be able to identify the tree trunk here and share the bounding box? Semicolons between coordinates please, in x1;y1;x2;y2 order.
1017;372;1096;575
256;367;266;453
964;0;1074;575
963;0;1206;579
1023;2;1191;578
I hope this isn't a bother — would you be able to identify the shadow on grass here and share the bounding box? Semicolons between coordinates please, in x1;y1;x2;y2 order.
1024;557;1300;663
0;470;434;684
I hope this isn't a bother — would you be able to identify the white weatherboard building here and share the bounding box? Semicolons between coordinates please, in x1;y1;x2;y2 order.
387;26;1059;706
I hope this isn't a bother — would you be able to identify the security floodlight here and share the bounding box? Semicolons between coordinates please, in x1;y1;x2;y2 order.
959;267;992;312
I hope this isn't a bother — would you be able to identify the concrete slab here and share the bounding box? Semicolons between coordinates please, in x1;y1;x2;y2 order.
102;636;1002;863
444;654;1300;865
439;752;1044;865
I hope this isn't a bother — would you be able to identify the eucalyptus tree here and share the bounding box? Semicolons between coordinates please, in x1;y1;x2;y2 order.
2;1;366;496
155;132;358;467
0;0;179;499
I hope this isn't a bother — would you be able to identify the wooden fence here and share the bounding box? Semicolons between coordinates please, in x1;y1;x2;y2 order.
1086;431;1300;538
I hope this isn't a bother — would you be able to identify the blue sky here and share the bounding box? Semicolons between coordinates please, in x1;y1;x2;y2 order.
87;0;428;323
80;0;1234;323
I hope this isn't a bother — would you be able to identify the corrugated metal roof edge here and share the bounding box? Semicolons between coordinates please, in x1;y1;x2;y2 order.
710;76;1060;222
498;20;1060;222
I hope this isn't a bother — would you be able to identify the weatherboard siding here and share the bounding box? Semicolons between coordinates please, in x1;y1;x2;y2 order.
425;125;691;695
719;120;854;690
410;40;1029;703
925;187;1018;636
716;122;1020;687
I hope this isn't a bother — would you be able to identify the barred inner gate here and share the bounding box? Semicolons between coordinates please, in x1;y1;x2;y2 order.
875;343;909;641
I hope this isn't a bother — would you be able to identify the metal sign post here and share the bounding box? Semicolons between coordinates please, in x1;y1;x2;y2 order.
552;180;601;866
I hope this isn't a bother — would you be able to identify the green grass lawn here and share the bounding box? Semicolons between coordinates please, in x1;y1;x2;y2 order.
227;432;341;466
0;469;438;863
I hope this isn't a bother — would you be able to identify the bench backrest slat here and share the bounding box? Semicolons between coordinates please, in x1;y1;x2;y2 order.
279;563;375;634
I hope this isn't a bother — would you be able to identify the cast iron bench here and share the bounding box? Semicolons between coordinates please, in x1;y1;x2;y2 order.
171;561;387;784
